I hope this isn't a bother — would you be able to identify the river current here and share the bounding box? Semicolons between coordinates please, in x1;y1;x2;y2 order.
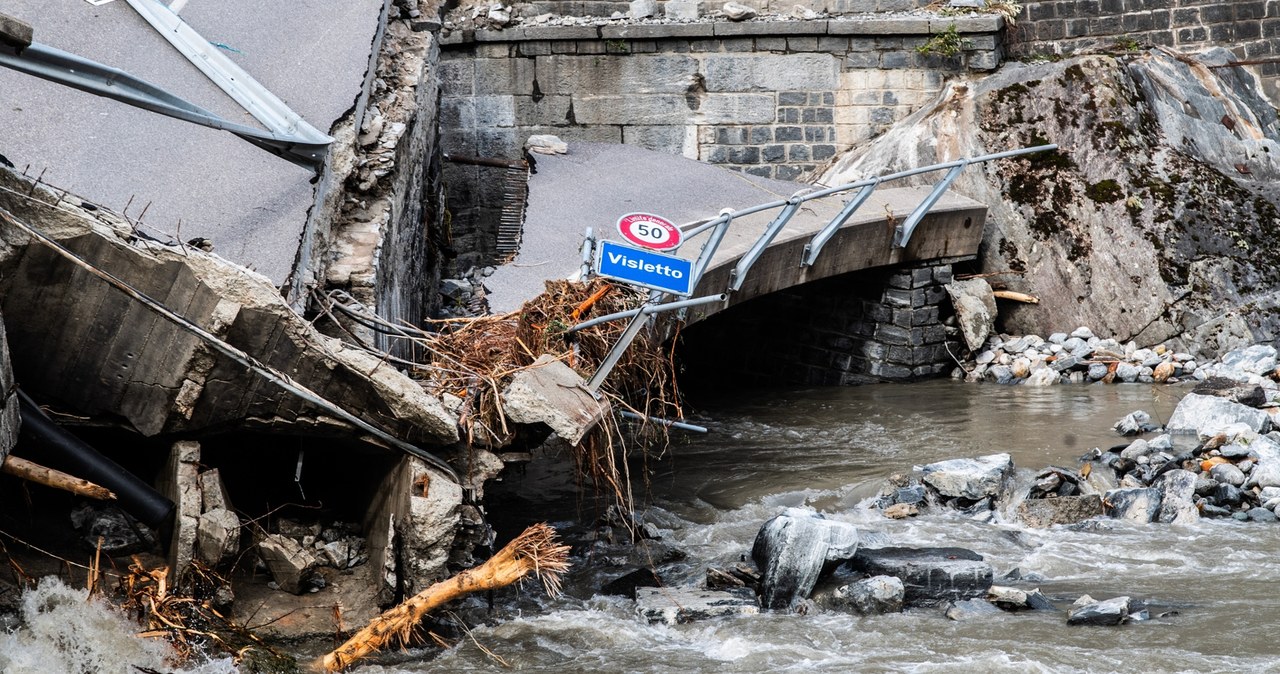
8;381;1280;673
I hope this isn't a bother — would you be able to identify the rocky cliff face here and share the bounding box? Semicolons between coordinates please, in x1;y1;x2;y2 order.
820;47;1280;357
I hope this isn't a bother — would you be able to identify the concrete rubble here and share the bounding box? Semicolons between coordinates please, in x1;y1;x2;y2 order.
501;354;611;446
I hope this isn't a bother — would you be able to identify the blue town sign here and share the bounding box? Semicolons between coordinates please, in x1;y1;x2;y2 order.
595;240;694;296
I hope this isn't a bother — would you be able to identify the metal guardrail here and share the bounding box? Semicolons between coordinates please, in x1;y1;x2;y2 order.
0;6;332;169
577;143;1058;400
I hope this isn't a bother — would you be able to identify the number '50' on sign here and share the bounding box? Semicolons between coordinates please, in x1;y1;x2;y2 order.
616;212;682;251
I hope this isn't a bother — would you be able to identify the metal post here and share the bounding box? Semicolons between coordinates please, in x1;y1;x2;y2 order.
619;410;708;433
690;208;734;290
801;179;879;267
729;198;802;292
894;161;967;248
569;293;727;332
587;308;650;391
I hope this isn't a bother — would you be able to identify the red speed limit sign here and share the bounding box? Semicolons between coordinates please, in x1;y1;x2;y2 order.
616;212;682;250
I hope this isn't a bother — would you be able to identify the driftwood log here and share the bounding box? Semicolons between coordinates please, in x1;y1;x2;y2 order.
1;455;117;500
320;522;571;672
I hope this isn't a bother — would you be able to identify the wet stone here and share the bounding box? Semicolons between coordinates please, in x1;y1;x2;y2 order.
944;598;1002;621
1247;507;1278;522
920;453;1013;501
818;575;905;615
602;568;662;599
851;547;993;606
1017;494;1103;528
1104;488;1161;523
635;586;758;625
752;510;859;610
1067;596;1131;626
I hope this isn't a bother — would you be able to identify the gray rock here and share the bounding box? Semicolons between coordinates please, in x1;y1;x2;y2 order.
1219;443;1256;460
1067;596;1131;626
1119;439;1151;460
525;134;568;155
664;0;701;19
636;586;758;625
946;280;997;352
1192;378;1267;407
257;534;318;595
1115;363;1140;383
920;453;1013;501
1113;410;1156;435
628;0;658;19
1155;470;1199;524
1004;336;1030;354
602;568;661;599
1070;327;1095;340
851;547;993;606
1209;462;1246;486
1104;488;1161;522
1247;506;1278;522
1016;494;1103;528
721;1;756;20
1051;354;1082;372
752;510;859;610
195;508;241;566
944;598;1003;621
1219;344;1278;378
1049;332;1068;345
1213;483;1244;506
1166;393;1271;439
1087;363;1109;380
822;575;905;615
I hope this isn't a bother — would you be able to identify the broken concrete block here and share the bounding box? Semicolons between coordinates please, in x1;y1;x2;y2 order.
501;354;609;445
945;279;997;352
198;468;232;513
196;507;241;567
636;586;758;625
665;0;701;19
258;533;318;595
628;0;658;18
157;441;202;578
526;134;568;155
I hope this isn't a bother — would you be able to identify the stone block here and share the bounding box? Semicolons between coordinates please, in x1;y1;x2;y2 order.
573;94;690;125
0;14;34;50
666;0;702;20
756;36;788;51
196;508;241;566
472;95;517;127
636;586;759;624
474;57;536;95
257;534;318;595
702;54;839;92
852;547;993;606
697;94;780;124
438;59;476;96
197;469;232;513
535;54;698;95
1017;495;1103;528
622;125;688;153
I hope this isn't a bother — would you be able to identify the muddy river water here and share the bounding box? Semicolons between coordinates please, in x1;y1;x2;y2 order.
396;381;1280;673
9;381;1280;673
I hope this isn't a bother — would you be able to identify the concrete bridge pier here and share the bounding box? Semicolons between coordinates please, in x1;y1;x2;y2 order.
678;261;960;389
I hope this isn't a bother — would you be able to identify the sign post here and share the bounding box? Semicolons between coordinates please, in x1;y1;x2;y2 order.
596;240;693;296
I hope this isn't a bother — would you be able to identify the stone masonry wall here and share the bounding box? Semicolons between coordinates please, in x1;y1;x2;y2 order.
438;16;1002;268
678;262;956;386
1010;1;1280;99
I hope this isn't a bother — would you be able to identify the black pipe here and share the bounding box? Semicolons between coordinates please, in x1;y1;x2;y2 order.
16;390;174;529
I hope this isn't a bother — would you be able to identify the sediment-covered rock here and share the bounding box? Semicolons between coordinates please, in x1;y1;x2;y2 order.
1017;494;1103;528
919;453;1013;501
635;586;759;625
752;509;859;610
850;547;993;607
1067;596;1132;626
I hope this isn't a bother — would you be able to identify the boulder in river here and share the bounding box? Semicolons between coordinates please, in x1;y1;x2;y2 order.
1016;494;1103;528
1154;470;1198;524
636;586;759;625
752;509;859;610
1066;596;1132;626
1113;410;1158;436
1104;488;1162;523
816;575;905;615
943;598;1003;621
851;547;992;606
602;568;662;599
919;453;1013;502
1166;393;1271;439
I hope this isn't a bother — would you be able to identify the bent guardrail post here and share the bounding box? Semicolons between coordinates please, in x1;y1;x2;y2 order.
728;194;806;292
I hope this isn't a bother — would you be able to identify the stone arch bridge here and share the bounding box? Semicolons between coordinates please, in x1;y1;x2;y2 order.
484;142;1031;386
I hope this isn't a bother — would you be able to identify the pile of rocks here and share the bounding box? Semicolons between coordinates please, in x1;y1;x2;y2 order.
256;520;369;595
1088;379;1280;523
437;266;494;318
953;327;1202;385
